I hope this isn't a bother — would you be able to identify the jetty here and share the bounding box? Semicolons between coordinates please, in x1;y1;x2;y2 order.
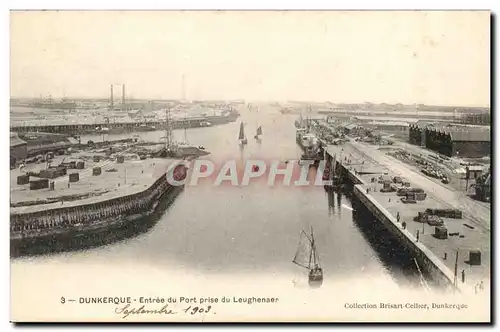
325;141;490;294
10;146;186;257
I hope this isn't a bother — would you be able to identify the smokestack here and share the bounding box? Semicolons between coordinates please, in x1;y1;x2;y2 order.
110;84;114;109
122;84;125;106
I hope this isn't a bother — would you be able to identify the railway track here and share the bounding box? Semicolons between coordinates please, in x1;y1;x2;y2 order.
349;142;491;233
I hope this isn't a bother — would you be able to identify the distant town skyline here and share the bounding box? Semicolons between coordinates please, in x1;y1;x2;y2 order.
9;95;491;110
10;11;490;107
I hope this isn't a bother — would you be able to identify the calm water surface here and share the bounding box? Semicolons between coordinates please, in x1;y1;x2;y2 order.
11;107;422;291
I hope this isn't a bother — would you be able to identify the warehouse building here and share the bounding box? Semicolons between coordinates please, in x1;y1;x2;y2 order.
10;132;27;168
444;128;491;157
462;112;490;125
408;121;433;146
409;122;490;158
340;123;368;136
367;121;409;133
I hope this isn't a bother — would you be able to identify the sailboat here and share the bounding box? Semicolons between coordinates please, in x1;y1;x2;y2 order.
295;113;307;129
239;122;248;145
292;226;323;287
254;126;263;140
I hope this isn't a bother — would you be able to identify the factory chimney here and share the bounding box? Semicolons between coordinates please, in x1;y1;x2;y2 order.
122;84;126;111
110;84;114;110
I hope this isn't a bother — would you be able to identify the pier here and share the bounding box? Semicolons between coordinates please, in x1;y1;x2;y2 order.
10;109;240;135
10;117;229;135
325;142;490;293
10;153;186;257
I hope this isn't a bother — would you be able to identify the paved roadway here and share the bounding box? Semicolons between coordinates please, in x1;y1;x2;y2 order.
326;142;491;292
349;142;491;233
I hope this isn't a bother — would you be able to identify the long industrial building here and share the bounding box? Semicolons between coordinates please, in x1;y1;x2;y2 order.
408;121;490;158
10;132;27;168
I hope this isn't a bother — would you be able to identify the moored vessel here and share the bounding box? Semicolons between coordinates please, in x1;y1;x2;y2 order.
239;122;248;145
292;226;323;288
254;126;263;140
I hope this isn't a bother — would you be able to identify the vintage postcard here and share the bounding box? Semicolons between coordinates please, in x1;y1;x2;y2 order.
9;10;491;323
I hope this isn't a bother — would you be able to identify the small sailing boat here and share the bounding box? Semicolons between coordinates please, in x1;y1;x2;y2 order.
292;226;323;288
239;122;248;145
254;126;263;140
295;113;304;129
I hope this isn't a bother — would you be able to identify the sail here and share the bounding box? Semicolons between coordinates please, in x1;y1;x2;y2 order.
256;126;263;136
238;122;245;140
292;230;314;270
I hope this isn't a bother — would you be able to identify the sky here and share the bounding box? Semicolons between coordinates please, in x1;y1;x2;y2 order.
10;11;490;106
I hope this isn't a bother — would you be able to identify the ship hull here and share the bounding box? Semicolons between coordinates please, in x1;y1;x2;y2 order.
32;103;77;110
308;278;323;288
308;268;323;288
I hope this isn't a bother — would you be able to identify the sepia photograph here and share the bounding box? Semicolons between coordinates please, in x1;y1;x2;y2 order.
9;10;491;323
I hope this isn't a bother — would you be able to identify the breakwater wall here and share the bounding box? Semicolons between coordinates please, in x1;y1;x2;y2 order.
352;184;457;290
330;155;458;291
12;120;196;135
10;169;186;257
26;138;137;157
11;113;239;135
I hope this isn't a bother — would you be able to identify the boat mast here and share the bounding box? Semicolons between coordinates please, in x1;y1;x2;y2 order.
310;225;319;269
182;73;188;144
331;153;336;180
110;84;114;111
165;106;174;152
184;110;188;144
308;243;313;271
239;122;245;140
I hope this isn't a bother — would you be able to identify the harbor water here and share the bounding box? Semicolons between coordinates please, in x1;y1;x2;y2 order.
12;106;467;322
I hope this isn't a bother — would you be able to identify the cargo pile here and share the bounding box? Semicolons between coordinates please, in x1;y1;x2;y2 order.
421;167;443;177
69;173;80;183
17;175;30;185
424;208;463;219
380;180;395;193
434;226;448;239
92;167;102;176
38;167;67;179
387;150;414;164
396;187;425;197
412;208;468;241
413;212;444;226
60;160;85;169
30;179;49;190
387;150;450;184
415;157;449;183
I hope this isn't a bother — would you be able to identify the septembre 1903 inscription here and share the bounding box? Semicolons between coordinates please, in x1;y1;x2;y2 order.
64;296;279;319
